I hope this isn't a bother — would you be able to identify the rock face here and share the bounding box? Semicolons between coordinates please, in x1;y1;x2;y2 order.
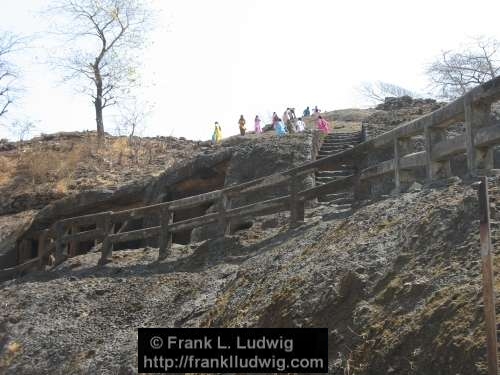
0;178;488;374
375;96;437;111
191;131;316;242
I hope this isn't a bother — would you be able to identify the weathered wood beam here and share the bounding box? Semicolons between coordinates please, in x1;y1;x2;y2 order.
158;207;174;260
464;95;493;175
58;211;110;227
169;190;221;210
475;124;500;148
99;212;113;264
400;151;426;170
432;134;466;161
299;175;355;200
169;212;219;233
470;75;500;104
60;228;104;244
108;225;160;244
226;196;290;218
360;160;394;180
110;203;163;222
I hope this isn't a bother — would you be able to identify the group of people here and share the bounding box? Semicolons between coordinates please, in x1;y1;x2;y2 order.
211;105;330;144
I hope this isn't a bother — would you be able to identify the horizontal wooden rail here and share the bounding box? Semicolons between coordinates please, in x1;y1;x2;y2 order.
108;226;160;244
227;195;290;218
58;211;109;226
61;228;104;243
170;212;219;233
299;175;355;200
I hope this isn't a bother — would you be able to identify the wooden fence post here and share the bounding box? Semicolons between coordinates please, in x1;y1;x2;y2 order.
289;173;304;227
99;212;113;265
465;96;493;176
37;229;48;270
158;207;173;260
424;126;451;181
54;222;65;264
394;138;402;193
218;193;231;237
68;224;79;257
478;176;498;375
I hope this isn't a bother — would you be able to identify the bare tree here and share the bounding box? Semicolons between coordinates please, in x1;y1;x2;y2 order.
0;31;24;119
48;0;153;139
10;119;37;143
426;36;500;99
359;81;418;103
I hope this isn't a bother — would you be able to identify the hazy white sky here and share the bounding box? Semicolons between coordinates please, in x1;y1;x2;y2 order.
1;0;500;141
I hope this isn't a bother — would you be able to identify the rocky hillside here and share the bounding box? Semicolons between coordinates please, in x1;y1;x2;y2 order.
0;98;493;374
0;132;206;216
0;176;488;374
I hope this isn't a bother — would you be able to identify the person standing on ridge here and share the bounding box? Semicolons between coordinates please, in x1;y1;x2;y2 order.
296;117;306;132
316;115;330;134
313;106;320;120
238;115;246;136
254;115;262;134
303;106;310;117
272;112;279;129
275;118;287;137
284;108;294;133
212;122;222;144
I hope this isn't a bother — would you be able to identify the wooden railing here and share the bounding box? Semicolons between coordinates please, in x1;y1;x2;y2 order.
4;75;500;280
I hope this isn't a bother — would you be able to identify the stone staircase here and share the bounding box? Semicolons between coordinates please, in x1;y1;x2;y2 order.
315;131;363;214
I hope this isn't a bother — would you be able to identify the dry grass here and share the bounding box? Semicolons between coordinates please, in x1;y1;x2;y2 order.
0;155;16;186
0;132;184;201
17;143;87;185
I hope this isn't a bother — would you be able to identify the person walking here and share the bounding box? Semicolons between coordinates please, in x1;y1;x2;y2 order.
284;108;294;133
238;115;246;136
296;117;306;132
272;112;279;129
254;115;262;134
275;118;288;137
212;122;222;144
313;106;320;120
316;115;330;134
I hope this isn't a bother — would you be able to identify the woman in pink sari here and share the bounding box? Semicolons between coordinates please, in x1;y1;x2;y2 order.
316;116;330;134
254;115;262;134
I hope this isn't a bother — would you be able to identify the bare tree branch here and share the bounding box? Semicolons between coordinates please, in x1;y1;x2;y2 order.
426;36;500;99
0;31;26;120
359;81;418;104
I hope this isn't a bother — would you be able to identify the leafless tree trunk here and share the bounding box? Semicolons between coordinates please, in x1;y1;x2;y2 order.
48;0;153;140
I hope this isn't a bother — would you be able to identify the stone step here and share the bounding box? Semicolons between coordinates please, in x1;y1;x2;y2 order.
318;194;354;203
321;144;353;149
324;133;361;138
320;145;355;150
316;174;352;182
326;197;354;205
318;192;353;199
322;140;359;145
318;150;345;156
317;179;342;185
316;170;354;178
319;147;353;153
322;140;358;146
321;142;355;147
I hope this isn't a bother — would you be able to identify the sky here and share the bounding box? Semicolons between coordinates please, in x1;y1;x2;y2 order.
1;0;500;141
